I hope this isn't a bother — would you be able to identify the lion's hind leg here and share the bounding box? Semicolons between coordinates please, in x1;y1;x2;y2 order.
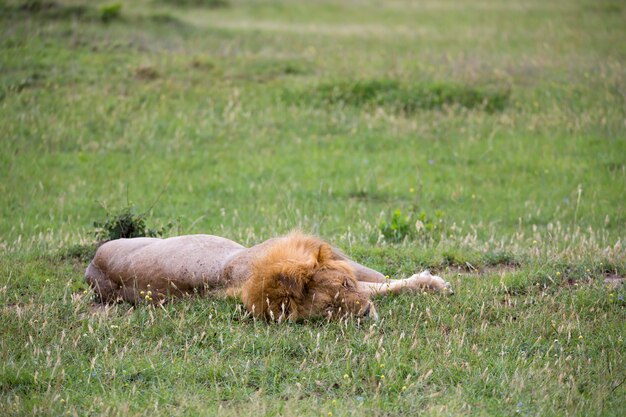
85;262;119;303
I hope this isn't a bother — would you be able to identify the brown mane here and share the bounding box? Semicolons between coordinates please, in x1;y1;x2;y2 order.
239;231;357;321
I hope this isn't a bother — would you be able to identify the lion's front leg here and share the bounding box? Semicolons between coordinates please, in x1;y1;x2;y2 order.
406;270;454;294
357;270;453;296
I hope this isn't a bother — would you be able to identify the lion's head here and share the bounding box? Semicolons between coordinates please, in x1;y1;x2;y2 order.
239;233;376;322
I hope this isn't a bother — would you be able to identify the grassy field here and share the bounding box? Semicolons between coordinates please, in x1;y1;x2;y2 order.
1;0;625;415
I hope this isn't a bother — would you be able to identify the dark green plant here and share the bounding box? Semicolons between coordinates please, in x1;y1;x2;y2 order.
99;3;122;23
379;209;413;243
93;206;171;242
415;209;446;235
379;208;446;243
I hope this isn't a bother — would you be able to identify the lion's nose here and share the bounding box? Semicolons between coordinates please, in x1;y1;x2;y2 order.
362;302;379;321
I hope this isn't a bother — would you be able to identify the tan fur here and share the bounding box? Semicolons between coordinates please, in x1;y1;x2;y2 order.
86;231;452;322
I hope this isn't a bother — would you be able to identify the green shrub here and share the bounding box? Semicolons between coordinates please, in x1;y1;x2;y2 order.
379;209;413;243
56;207;172;260
93;206;171;242
379;208;446;243
99;3;122;23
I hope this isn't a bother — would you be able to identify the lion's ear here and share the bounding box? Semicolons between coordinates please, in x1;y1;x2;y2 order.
317;243;334;264
277;274;305;299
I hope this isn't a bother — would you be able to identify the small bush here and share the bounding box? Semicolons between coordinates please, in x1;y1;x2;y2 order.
57;207;171;261
93;206;171;242
379;208;446;243
379;209;413;243
99;3;122;23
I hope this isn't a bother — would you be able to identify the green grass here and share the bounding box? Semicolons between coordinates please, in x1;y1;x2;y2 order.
1;0;625;415
287;79;511;113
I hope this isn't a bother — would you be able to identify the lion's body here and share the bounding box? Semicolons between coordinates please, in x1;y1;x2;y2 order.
87;234;279;300
86;232;452;321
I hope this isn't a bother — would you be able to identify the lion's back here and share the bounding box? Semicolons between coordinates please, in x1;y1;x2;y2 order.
93;234;246;291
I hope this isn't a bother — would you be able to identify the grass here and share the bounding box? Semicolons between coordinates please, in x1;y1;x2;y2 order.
1;0;625;415
287;79;511;113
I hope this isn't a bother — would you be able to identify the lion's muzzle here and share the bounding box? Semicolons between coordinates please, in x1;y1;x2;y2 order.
362;302;378;321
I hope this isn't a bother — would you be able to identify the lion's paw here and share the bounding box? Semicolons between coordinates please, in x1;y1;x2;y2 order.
412;270;454;294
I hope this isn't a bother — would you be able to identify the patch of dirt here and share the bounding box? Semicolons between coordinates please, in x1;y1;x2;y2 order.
3;302;26;315
135;66;159;80
77;302;134;320
604;274;626;287
87;303;116;315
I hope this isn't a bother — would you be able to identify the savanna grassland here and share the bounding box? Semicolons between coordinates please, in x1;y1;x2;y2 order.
1;0;625;415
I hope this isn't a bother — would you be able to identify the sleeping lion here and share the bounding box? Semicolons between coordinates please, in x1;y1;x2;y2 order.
85;231;453;321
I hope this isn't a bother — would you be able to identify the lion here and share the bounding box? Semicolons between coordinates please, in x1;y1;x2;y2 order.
85;231;453;321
